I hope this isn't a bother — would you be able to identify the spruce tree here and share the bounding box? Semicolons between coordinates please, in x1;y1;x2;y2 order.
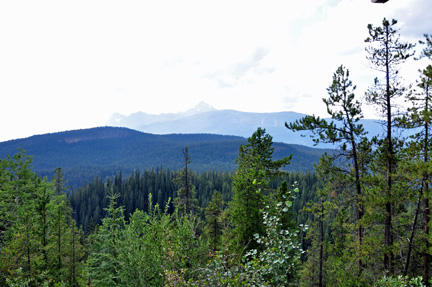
205;191;224;253
51;167;83;285
229;128;291;253
86;192;125;286
174;147;199;216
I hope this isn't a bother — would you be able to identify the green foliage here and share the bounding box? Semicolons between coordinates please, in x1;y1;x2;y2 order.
365;18;414;72
84;192;210;286
393;34;432;282
191;183;303;286
364;17;415;275
167;212;209;284
174;147;199;216
0;150;84;286
230;128;291;253
86;192;125;286
287;65;366;151
243;192;305;286
375;275;426;287
0;127;325;188
418;34;432;60
205;191;224;253
68;168;234;233
86;194;170;286
288;64;371;285
113;196;171;286
3;17;432;287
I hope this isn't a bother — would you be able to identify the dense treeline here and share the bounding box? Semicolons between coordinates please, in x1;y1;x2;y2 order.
1;128;308;286
0;128;328;189
68;166;317;235
1;18;432;286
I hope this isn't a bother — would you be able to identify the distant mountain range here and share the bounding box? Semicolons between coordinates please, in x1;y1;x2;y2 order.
0;103;389;188
0;127;330;188
107;102;384;147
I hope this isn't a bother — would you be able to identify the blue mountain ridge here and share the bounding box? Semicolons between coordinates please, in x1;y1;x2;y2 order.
0;127;331;188
107;103;385;147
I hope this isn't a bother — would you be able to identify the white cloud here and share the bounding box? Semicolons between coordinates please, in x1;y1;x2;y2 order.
0;0;431;141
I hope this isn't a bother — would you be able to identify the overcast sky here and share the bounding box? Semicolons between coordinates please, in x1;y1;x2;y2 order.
1;0;431;142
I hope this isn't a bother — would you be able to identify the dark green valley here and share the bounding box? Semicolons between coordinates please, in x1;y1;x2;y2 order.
0;126;328;188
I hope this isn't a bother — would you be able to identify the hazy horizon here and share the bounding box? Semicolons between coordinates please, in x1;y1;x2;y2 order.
1;0;431;142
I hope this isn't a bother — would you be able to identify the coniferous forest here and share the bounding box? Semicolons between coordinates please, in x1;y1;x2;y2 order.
1;18;432;286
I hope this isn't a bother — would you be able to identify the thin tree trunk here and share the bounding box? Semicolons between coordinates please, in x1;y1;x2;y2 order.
58;211;62;271
26;228;31;278
72;223;77;287
42;206;47;270
319;201;324;287
351;138;363;274
345;105;364;275
424;89;430;285
404;186;423;275
384;24;394;273
425;195;430;285
183;147;190;215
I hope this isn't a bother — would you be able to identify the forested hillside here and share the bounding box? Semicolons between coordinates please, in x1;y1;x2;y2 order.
0;127;329;188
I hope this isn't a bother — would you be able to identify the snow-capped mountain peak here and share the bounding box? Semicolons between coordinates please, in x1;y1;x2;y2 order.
182;101;215;116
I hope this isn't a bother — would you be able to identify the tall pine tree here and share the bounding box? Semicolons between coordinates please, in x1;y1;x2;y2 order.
365;18;415;273
287;65;370;277
397;64;432;281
